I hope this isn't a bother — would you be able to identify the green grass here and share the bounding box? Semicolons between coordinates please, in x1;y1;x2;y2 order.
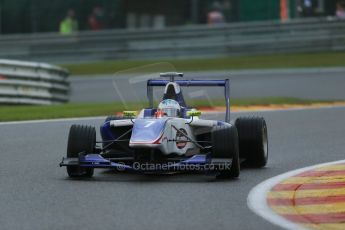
0;97;340;122
62;52;345;76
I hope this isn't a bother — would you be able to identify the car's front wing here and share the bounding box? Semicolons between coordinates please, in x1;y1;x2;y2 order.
59;154;232;173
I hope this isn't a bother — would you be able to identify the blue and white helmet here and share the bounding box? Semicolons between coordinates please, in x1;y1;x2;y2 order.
158;99;181;117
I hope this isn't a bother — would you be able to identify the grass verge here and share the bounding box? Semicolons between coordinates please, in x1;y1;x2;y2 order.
0;97;342;122
62;52;345;76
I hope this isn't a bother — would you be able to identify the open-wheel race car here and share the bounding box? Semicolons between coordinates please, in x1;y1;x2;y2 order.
60;72;268;179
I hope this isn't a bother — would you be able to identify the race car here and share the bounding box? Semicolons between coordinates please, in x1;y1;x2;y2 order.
60;72;268;179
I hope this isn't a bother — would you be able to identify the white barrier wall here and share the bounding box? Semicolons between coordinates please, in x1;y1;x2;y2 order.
0;60;69;105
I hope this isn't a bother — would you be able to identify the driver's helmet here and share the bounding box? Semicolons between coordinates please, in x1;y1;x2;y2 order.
157;99;181;117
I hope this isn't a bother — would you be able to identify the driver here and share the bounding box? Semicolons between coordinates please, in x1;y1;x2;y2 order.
155;99;181;118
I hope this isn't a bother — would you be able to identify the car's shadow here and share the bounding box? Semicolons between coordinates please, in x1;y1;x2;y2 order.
62;166;265;183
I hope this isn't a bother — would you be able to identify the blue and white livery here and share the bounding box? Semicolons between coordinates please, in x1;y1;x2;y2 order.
60;72;269;179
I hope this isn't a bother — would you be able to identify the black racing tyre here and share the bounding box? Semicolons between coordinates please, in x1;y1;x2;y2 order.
235;117;268;168
66;125;96;178
212;125;240;179
105;115;125;123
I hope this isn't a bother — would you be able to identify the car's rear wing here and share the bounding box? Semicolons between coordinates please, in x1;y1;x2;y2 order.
147;79;231;123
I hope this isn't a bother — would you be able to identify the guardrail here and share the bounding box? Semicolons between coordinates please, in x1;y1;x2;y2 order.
0;17;344;63
0;60;69;105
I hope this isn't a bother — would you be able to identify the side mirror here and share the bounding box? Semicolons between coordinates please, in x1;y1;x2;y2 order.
187;110;201;117
123;111;137;118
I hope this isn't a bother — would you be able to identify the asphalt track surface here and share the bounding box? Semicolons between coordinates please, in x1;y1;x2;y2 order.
70;68;345;103
1;106;345;230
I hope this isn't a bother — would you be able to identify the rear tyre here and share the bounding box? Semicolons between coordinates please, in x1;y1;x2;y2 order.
67;125;96;178
235;117;268;168
212;125;240;179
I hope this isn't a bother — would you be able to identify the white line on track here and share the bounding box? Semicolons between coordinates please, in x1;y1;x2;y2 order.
0;105;344;126
72;67;345;80
0;116;106;126
247;159;345;230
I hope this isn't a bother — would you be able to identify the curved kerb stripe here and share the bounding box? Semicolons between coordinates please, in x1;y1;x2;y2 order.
248;160;345;230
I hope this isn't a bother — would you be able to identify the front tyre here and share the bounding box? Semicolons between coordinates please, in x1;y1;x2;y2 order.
235;117;268;168
66;125;96;178
212;125;240;179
